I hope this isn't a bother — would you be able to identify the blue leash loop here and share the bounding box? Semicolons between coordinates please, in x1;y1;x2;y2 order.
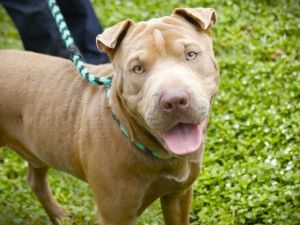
47;0;112;87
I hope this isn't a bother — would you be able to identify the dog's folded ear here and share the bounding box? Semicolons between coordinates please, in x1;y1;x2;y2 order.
96;19;134;54
172;7;216;30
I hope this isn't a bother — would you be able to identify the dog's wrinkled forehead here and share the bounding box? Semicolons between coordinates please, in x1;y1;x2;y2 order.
115;21;189;63
123;17;199;55
96;7;216;59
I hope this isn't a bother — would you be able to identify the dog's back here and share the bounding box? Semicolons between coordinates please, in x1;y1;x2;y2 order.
0;50;112;171
0;50;82;165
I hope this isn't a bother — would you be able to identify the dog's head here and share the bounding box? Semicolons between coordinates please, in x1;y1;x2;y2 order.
96;8;219;158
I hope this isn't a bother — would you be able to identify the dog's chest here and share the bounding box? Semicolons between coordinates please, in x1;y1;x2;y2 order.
158;160;199;189
161;165;191;184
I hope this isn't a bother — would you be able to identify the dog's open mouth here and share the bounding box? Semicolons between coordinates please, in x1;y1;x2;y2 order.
159;122;205;155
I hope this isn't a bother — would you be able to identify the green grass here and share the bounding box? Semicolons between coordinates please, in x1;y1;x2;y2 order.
0;0;299;224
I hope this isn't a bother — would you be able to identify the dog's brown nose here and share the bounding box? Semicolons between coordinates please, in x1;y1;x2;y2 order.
160;90;190;112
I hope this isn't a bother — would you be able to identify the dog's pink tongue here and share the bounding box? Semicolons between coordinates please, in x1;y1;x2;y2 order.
160;123;204;155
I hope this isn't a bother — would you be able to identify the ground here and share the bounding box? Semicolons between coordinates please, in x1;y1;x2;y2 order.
0;0;299;224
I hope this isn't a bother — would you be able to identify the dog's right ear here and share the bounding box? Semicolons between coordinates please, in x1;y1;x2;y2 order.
96;19;134;57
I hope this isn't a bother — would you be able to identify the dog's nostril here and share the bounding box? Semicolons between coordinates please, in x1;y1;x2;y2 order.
165;102;173;110
179;98;188;108
160;98;174;111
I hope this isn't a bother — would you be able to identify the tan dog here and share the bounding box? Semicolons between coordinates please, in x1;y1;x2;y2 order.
0;7;219;225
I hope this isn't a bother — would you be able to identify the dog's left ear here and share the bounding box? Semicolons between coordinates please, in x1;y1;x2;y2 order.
172;7;216;30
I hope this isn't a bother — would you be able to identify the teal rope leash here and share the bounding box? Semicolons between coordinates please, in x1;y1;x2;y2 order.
112;114;161;158
47;0;112;87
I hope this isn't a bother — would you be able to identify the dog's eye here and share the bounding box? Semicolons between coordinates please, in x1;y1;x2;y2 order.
133;65;145;74
186;51;198;61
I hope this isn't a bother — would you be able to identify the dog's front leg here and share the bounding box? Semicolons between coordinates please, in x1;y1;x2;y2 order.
160;187;193;225
27;164;68;224
88;175;146;225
